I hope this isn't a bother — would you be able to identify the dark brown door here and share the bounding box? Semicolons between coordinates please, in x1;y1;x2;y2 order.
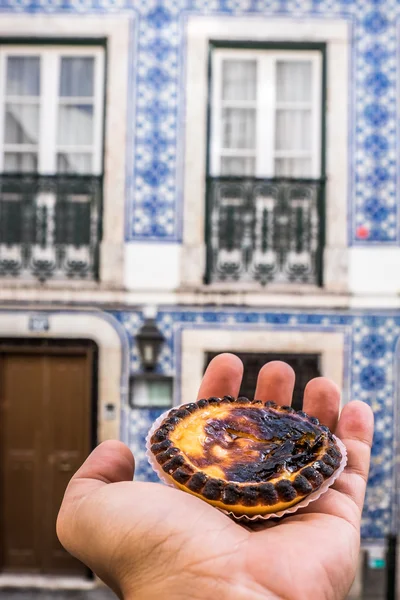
205;352;321;411
0;342;94;575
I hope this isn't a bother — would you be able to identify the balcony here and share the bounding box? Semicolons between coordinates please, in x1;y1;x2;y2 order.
205;177;325;287
0;174;102;282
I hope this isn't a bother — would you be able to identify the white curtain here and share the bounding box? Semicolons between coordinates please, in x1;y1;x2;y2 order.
3;55;95;174
5;104;39;145
6;56;40;96
222;59;257;101
57;104;94;147
57;152;92;174
4;152;37;172
218;58;314;178
276;61;311;102
222;107;255;150
59;57;94;98
220;59;257;176
4;57;40;172
57;57;95;174
275;61;312;177
221;156;255;176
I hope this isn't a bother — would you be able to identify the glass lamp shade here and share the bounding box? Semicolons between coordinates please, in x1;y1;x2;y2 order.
136;318;165;371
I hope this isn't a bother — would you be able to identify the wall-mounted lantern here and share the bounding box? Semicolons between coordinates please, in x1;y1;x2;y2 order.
136;318;165;372
130;317;173;409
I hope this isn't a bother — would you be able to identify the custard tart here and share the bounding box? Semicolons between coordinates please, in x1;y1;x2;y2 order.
147;396;346;519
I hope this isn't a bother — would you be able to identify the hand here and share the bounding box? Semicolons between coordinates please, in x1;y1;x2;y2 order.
57;354;373;600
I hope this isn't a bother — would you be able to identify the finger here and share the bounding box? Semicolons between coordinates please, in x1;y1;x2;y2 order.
57;441;134;538
197;353;243;400
302;377;340;430
332;400;374;512
254;361;295;405
74;440;134;485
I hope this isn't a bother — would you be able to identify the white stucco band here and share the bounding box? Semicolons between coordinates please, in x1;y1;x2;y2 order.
349;247;400;295
0;311;126;442
180;328;345;406
182;16;350;293
125;242;181;290
0;15;132;289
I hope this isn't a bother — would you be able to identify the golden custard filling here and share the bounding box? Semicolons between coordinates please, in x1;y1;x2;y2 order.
149;397;343;517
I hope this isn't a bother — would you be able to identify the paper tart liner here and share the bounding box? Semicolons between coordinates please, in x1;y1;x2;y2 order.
145;404;348;522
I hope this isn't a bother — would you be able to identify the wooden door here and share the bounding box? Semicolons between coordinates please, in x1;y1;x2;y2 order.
205;352;321;410
0;342;94;575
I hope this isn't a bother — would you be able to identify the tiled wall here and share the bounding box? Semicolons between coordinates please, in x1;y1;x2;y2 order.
128;0;400;244
1;0;399;244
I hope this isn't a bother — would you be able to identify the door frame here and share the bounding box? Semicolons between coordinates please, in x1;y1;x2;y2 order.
0;310;128;445
0;338;98;578
0;309;129;587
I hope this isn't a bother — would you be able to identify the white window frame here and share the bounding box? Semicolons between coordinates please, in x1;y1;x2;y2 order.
182;16;350;294
0;45;105;175
0;14;131;291
210;48;322;178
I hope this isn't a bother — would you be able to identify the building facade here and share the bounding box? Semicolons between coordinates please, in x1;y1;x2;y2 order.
0;0;398;589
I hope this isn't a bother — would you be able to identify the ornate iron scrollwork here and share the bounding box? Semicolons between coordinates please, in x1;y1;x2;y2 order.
206;177;324;286
0;174;102;282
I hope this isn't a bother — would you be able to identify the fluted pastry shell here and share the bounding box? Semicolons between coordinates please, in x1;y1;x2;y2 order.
146;397;347;521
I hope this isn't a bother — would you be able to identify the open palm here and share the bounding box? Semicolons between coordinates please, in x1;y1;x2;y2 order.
57;354;373;600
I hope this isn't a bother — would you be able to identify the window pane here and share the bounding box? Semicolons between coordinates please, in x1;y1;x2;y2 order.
58;104;93;146
222;59;257;101
60;57;94;97
131;379;172;408
221;156;255;176
55;198;91;246
4;152;37;172
5;104;39;144
222;108;256;149
274;158;312;177
148;381;173;407
275;110;312;152
57;152;92;174
6;57;40;97
0;197;23;244
276;61;312;103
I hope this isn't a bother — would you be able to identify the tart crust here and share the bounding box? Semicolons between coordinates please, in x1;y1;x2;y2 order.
148;397;344;518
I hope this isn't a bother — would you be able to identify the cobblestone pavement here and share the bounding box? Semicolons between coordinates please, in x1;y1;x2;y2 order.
0;589;116;599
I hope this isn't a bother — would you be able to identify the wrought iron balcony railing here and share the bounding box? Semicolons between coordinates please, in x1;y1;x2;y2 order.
0;174;102;282
205;177;325;286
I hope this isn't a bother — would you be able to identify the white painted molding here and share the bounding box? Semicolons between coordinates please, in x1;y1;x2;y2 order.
349;247;400;295
125;242;181;291
1;286;400;308
180;328;345;406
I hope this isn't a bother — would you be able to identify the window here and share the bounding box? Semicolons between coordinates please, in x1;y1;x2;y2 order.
0;45;105;281
129;375;174;409
205;352;321;411
210;48;322;178
183;18;348;292
206;46;325;286
0;46;105;174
